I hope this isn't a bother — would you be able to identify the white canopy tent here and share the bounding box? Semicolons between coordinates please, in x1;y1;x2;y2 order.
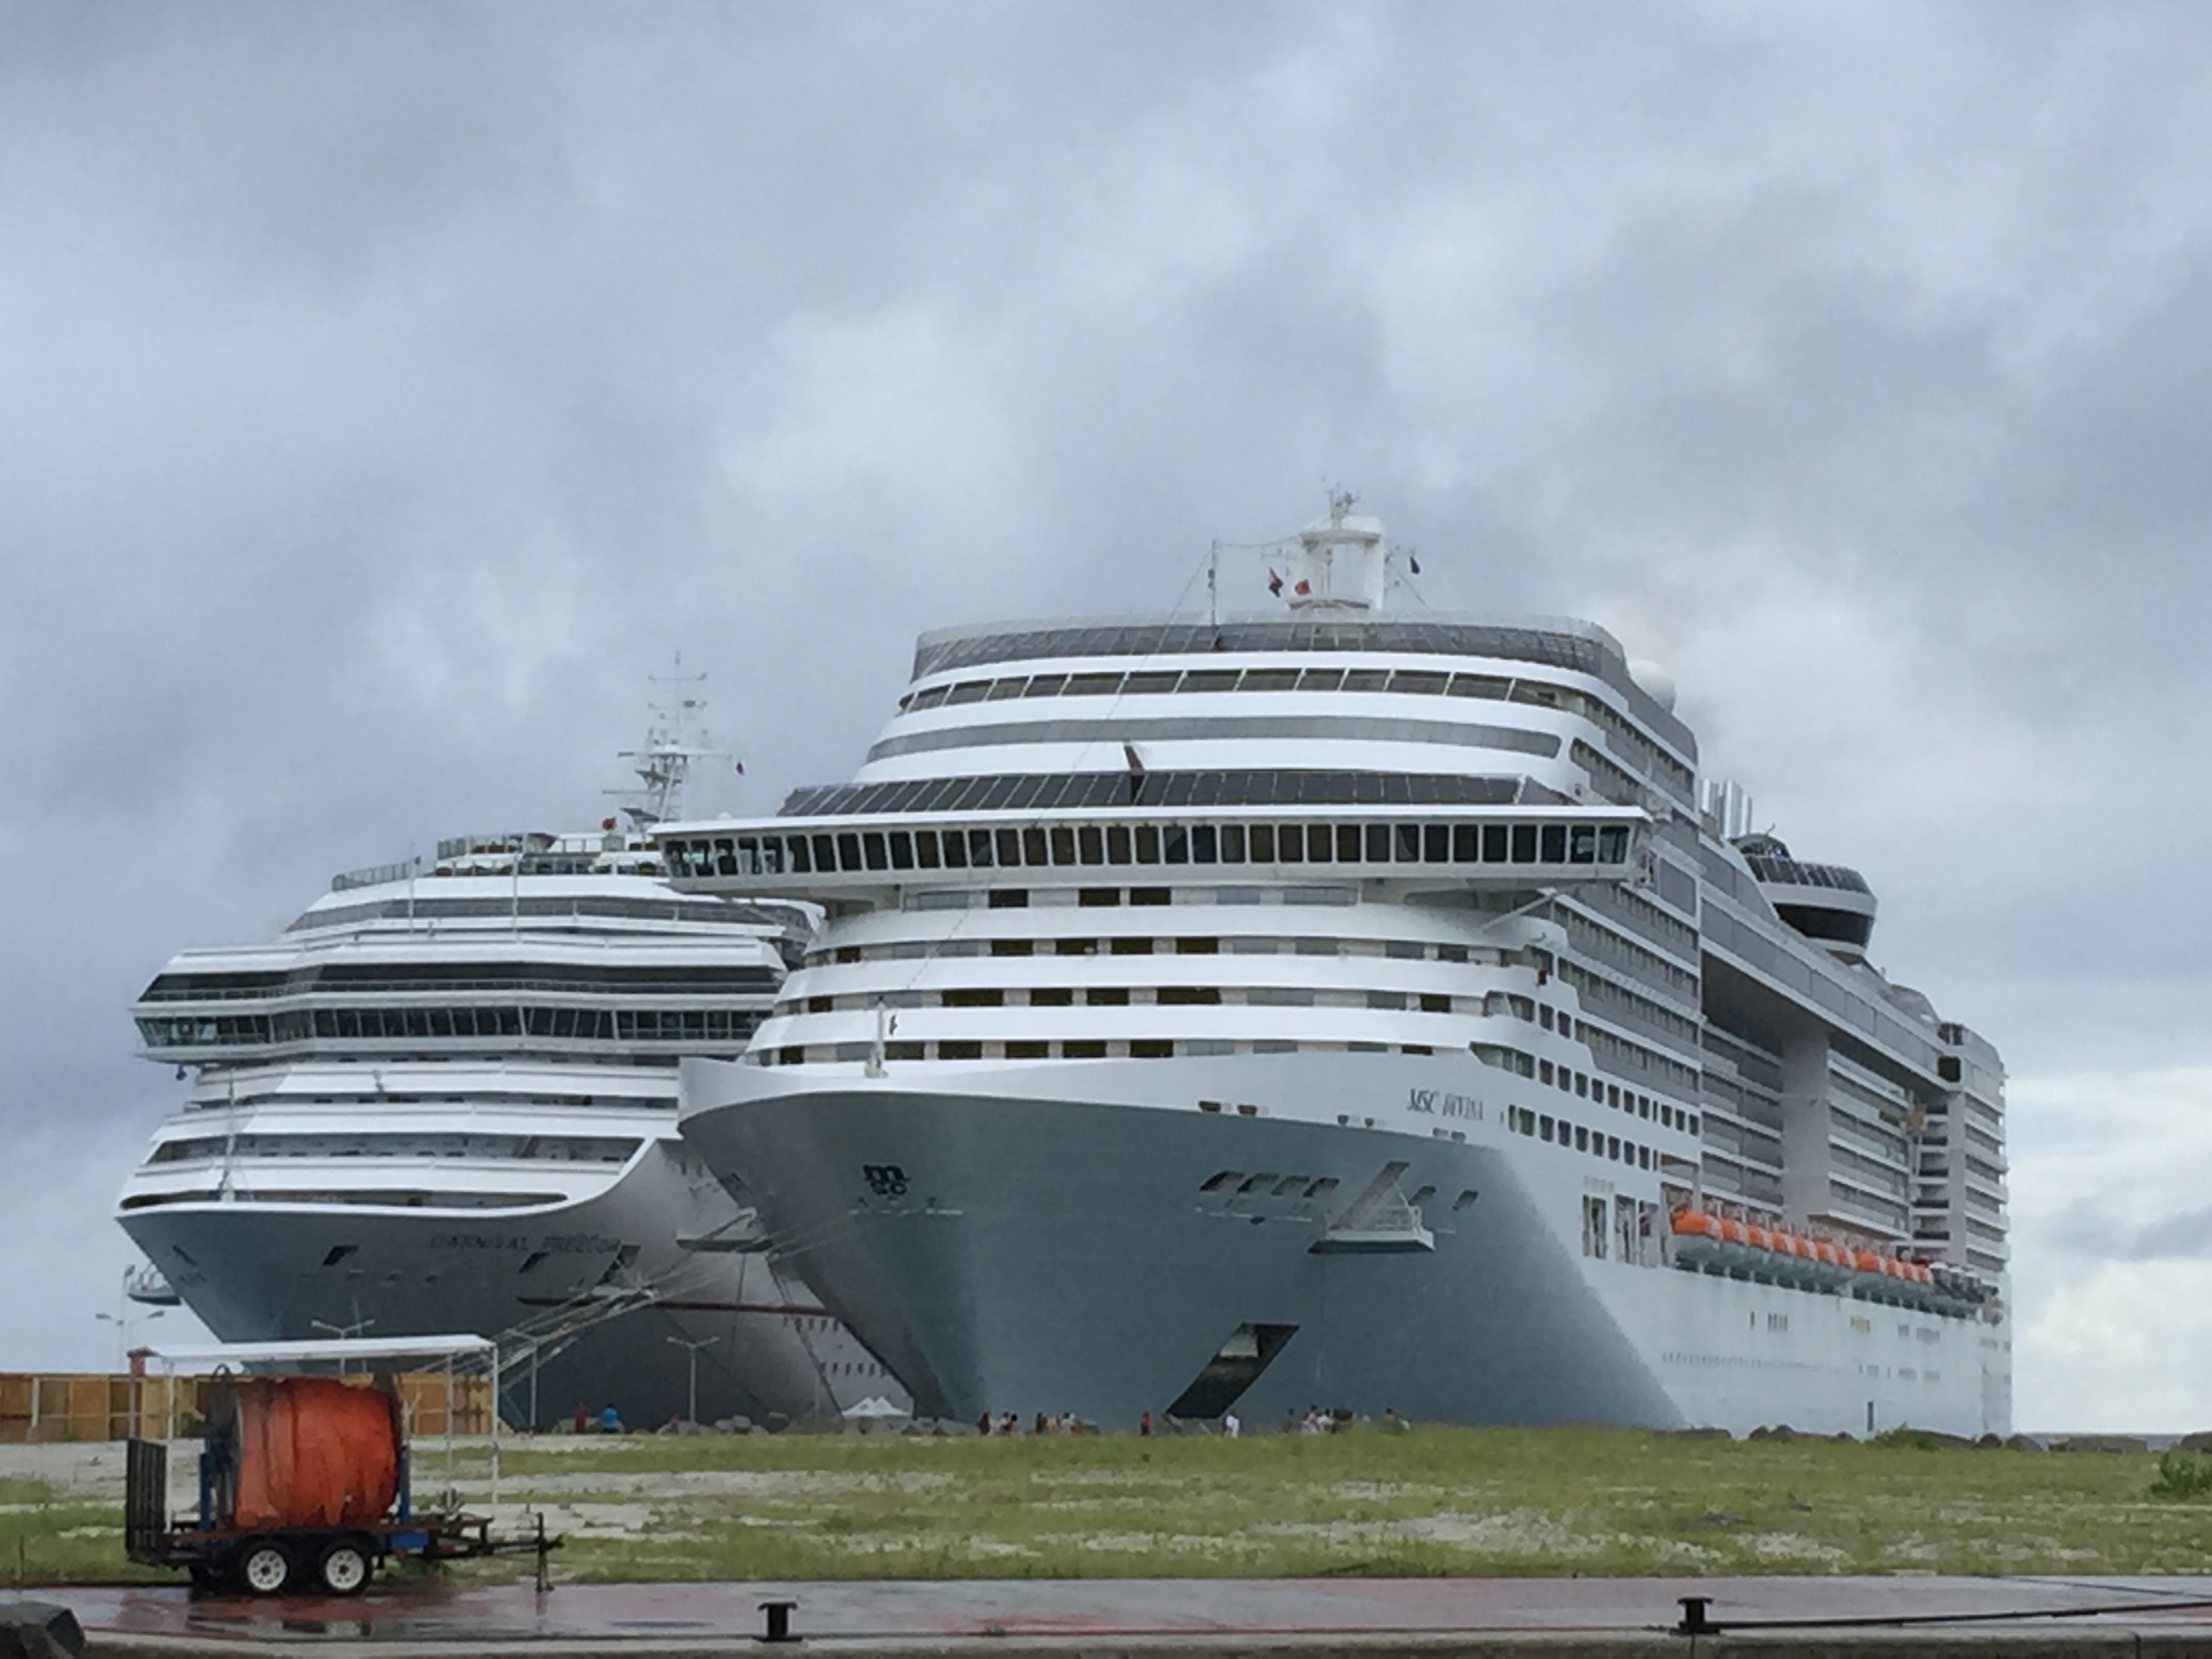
138;1334;503;1504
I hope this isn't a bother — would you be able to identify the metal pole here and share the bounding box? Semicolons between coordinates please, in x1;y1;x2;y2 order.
665;1335;718;1427
490;1345;501;1507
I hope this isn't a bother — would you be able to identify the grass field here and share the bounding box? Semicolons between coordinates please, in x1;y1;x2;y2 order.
6;1427;2211;1585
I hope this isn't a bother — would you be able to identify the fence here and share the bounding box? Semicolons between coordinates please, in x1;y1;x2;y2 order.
0;1370;492;1443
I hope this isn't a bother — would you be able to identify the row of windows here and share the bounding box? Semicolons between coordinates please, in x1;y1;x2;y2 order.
1479;1050;1700;1135
288;895;789;935
669;819;1635;882
146;1133;642;1166
140;962;779;1004
909;617;1626;687
901;664;1565;711
120;1188;565;1212
138;1006;764;1049
777;770;1539;818
756;1038;1456;1065
1507;1105;1664;1173
811;926;1491;968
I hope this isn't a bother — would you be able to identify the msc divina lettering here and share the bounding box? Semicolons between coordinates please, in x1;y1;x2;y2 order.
663;499;2010;1436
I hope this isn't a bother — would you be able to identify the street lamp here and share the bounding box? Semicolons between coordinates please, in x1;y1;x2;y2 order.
95;1307;164;1370
666;1334;718;1427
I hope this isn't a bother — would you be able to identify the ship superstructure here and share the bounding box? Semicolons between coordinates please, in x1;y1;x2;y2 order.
663;501;2009;1435
118;703;905;1428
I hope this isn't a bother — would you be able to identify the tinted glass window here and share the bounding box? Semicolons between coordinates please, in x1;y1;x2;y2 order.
1295;668;1344;692
1511;824;1538;863
1540;825;1568;863
1124;672;1179;694
1336;824;1361;861
1064;672;1122;697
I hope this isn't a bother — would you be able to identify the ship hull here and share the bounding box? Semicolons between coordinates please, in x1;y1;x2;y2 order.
120;1141;901;1427
682;1052;2006;1437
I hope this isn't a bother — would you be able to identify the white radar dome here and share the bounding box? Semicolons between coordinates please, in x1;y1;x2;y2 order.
1628;659;1677;712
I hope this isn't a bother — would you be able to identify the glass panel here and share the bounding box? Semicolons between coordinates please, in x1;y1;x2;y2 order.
1219;824;1244;863
914;832;941;869
789;836;813;874
1163;825;1190;863
1107;825;1132;864
888;832;915;871
1078;825;1104;865
1134;825;1160;863
967;829;994;867
1447;674;1510;699
836;832;862;871
1124;672;1179;695
1387;670;1448;695
1599;825;1629;863
1192;826;1218;863
736;837;759;874
1050;826;1077;865
1020;827;1046;865
1181;670;1240;693
907;685;949;710
983;678;1027;700
1540;824;1568;863
1337;824;1361;861
1484;823;1509;862
1511;824;1537;863
1276;823;1301;861
1570;824;1597;865
946;680;991;703
942;830;968;867
1426;824;1450;861
1397;824;1422;861
998;827;1024;866
1239;668;1298;691
863;832;888;872
1294;668;1344;692
1365;823;1391;862
1342;668;1389;692
1065;672;1123;697
1023;673;1067;697
1306;825;1331;864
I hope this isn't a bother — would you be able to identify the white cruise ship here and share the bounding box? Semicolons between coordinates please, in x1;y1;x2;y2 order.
117;720;906;1428
664;499;2009;1437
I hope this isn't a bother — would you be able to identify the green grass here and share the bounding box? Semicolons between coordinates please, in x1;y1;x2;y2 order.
1;1476;169;1586
14;1427;2212;1585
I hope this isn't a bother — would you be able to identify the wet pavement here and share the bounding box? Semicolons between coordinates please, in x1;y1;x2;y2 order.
41;1573;2212;1654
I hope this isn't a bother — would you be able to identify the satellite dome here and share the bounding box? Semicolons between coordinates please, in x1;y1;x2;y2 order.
1629;659;1677;712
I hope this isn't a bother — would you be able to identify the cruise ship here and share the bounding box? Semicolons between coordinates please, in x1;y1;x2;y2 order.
665;500;2010;1437
117;716;906;1428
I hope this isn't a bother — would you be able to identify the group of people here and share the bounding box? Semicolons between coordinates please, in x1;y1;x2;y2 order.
977;1410;1086;1435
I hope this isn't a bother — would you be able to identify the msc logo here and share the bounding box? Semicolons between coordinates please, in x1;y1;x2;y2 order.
862;1164;909;1198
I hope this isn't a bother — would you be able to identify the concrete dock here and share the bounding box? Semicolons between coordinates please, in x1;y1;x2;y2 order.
39;1574;2212;1656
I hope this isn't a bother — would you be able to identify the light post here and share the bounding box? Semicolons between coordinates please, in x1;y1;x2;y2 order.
666;1334;718;1426
94;1307;164;1370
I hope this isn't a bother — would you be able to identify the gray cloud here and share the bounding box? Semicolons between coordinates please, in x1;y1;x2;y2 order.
7;3;2212;1406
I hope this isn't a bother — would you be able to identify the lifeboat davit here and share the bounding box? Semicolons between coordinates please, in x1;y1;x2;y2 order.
1668;1208;1941;1305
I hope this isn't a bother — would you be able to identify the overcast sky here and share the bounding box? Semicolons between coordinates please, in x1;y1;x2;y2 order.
5;2;2209;1431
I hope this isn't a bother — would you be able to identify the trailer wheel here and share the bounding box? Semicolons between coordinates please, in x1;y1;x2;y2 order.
237;1538;293;1596
316;1536;373;1596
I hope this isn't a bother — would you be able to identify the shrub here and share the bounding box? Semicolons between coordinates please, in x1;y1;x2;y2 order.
2149;1450;2212;1501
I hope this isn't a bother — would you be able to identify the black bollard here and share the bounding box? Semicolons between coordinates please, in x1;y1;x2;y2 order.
1675;1595;1720;1636
758;1598;799;1643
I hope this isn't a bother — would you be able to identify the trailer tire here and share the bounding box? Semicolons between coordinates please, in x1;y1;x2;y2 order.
316;1536;373;1596
237;1538;293;1596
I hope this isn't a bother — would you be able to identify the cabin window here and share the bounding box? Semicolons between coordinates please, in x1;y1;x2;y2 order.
1191;825;1218;863
1511;825;1538;863
863;832;888;872
1106;825;1132;864
968;829;995;867
1078;825;1104;865
1218;825;1244;863
836;833;862;872
1134;825;1161;864
1050;827;1077;865
1366;823;1392;862
1484;824;1509;862
1336;825;1362;862
1275;825;1300;861
1570;825;1597;865
1540;825;1568;863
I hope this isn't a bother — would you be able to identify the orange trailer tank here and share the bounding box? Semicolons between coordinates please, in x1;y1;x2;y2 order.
209;1377;402;1532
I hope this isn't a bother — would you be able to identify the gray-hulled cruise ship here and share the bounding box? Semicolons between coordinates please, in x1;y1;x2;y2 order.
663;501;2009;1435
117;713;906;1428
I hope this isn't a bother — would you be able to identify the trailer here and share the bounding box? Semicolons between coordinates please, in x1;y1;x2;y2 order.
123;1335;558;1597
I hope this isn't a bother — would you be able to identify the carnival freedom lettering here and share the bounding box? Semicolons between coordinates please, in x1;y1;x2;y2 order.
1406;1088;1483;1121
